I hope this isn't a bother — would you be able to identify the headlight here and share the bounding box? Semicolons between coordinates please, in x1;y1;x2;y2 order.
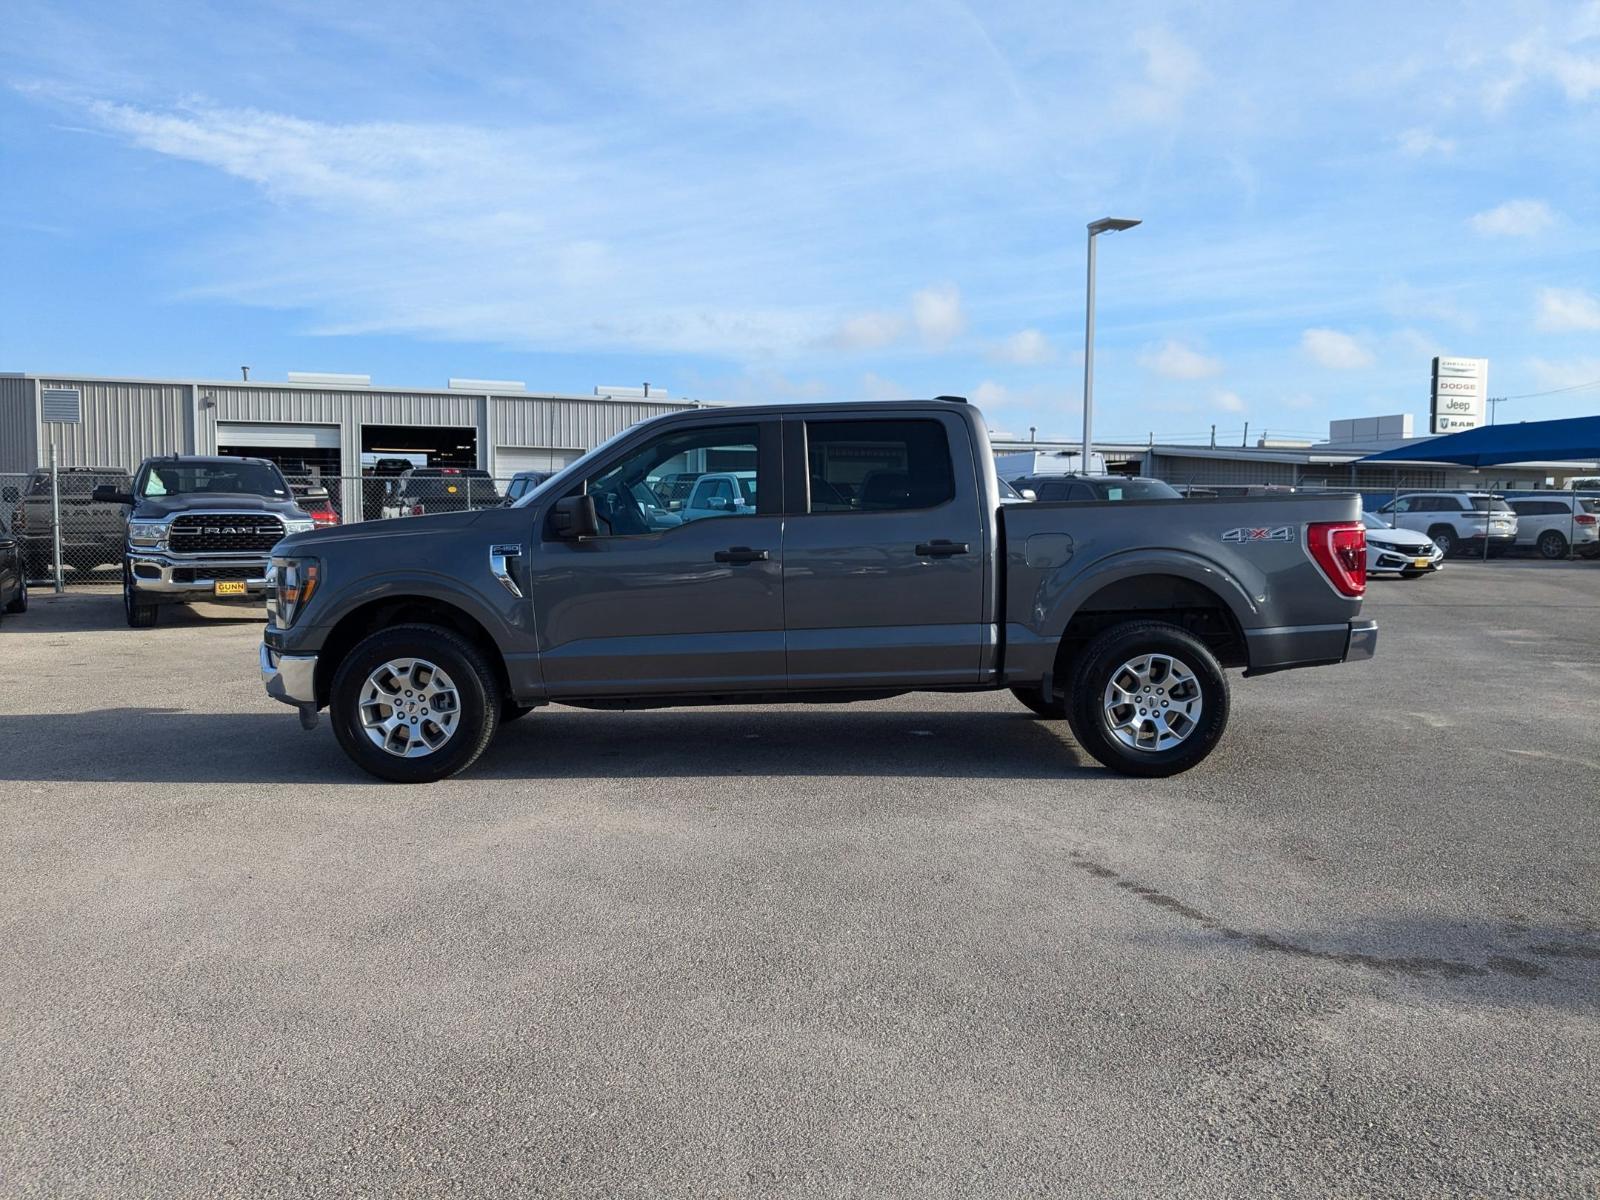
128;520;167;548
282;518;316;535
268;556;320;627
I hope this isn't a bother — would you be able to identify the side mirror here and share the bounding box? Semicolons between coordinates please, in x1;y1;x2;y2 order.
706;496;731;511
1;487;16;503
1019;488;1037;502
93;485;134;505
551;494;600;539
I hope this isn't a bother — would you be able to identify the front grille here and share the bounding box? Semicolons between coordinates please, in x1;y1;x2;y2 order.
168;513;285;555
171;565;261;583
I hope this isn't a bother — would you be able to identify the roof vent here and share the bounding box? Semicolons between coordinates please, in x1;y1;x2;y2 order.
596;384;669;399
287;372;371;387
450;378;526;392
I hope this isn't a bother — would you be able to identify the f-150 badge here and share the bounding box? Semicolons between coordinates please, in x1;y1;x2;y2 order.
1222;526;1293;543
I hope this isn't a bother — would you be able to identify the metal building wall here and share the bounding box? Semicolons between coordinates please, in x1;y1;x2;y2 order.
1149;454;1300;487
34;378;192;470
488;394;690;469
0;375;37;473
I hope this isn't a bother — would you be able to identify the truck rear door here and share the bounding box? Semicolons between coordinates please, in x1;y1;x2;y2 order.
780;411;987;688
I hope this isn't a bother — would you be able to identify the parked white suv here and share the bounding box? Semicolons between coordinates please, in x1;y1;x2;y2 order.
1506;495;1600;559
1374;492;1517;558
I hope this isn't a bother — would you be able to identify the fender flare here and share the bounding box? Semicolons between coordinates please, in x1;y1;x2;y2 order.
1034;548;1262;642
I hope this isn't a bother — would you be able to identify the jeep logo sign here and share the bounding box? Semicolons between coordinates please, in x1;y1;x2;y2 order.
1430;356;1487;435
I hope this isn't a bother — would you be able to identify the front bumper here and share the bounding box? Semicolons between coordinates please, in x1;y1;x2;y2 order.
127;553;269;597
261;642;319;706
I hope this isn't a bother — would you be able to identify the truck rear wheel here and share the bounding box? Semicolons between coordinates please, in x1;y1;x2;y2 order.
1066;621;1229;778
330;624;501;783
1010;685;1066;719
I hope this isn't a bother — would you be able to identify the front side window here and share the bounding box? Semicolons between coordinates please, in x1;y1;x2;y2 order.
582;424;761;535
805;419;954;513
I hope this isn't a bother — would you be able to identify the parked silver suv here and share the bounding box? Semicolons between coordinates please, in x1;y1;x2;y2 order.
1506;495;1600;559
1373;491;1517;558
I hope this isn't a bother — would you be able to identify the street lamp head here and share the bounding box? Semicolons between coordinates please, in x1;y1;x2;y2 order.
1088;216;1141;235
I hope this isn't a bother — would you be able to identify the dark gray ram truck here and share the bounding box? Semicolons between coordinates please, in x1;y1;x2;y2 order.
260;399;1376;782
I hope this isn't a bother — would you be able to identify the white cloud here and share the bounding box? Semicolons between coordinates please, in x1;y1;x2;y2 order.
1468;199;1557;237
972;379;1010;409
1301;328;1374;370
1214;390;1246;414
1528;357;1600;391
860;371;906;401
988;328;1056;365
1140;339;1222;379
912;283;966;348
830;311;908;351
1535;287;1600;332
1122;27;1207;121
1396;128;1455;157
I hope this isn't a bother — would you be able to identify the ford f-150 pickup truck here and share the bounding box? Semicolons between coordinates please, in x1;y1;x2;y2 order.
260;399;1376;783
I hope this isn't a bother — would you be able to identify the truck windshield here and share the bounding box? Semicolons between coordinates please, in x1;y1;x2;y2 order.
139;463;289;498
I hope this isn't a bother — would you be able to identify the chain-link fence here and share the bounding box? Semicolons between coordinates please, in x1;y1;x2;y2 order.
6;463;1596;589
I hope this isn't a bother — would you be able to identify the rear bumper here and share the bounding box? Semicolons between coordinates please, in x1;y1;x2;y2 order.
1244;618;1377;676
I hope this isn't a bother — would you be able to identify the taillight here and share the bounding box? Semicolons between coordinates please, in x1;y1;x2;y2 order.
312;508;339;527
410;504;425;516
1576;513;1597;526
1307;521;1366;598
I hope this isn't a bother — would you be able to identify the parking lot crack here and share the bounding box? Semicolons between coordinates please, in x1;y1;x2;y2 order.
1067;852;1551;982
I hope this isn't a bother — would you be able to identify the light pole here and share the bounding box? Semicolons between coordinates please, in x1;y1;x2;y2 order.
1082;216;1141;471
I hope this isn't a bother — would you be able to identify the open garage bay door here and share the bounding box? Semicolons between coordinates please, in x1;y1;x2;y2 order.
497;447;583;476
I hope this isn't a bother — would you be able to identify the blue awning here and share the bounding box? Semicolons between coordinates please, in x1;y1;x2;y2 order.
1357;416;1600;467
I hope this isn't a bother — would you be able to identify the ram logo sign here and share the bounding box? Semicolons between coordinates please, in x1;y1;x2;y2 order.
1222;526;1293;544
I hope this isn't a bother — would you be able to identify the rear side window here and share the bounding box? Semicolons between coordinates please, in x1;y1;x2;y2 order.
1469;496;1513;512
805;420;954;513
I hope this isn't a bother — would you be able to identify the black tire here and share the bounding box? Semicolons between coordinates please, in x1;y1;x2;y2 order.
501;700;535;723
1428;526;1458;557
24;551;50;583
1537;530;1568;560
4;574;26;614
329;623;500;783
123;563;159;628
1010;684;1067;719
1065;620;1230;778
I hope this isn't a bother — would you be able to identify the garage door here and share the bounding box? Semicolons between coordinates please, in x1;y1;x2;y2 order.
496;446;583;476
217;422;341;450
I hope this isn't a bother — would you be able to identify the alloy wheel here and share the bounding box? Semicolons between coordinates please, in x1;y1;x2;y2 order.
1102;653;1204;752
358;657;462;758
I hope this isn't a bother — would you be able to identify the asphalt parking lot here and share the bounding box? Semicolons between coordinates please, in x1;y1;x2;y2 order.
2;560;1597;1198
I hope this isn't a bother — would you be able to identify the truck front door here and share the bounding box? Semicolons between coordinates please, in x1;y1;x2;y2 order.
530;419;786;696
781;413;988;688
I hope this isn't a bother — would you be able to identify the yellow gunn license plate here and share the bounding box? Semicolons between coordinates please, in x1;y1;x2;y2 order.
213;580;248;596
1413;557;1432;569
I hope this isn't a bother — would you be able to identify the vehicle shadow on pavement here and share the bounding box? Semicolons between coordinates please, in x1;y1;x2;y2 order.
0;706;1093;782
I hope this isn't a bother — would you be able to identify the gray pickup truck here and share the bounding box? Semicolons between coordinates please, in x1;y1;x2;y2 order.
260;399;1375;783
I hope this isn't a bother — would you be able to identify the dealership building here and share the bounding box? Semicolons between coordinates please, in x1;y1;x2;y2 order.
0;371;695;484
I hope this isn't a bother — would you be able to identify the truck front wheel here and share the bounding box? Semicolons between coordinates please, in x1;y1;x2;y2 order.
1066;621;1230;778
329;624;501;783
123;563;160;628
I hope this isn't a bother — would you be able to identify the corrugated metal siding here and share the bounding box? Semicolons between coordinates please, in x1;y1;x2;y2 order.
1150;454;1300;487
489;395;685;453
37;379;190;470
0;376;37;472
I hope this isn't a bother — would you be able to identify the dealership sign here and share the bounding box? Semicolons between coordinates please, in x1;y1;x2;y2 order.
1431;356;1487;434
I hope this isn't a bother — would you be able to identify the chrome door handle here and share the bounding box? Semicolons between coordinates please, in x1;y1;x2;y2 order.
915;540;969;557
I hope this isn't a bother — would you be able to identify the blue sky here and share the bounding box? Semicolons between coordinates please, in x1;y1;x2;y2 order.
3;0;1598;442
